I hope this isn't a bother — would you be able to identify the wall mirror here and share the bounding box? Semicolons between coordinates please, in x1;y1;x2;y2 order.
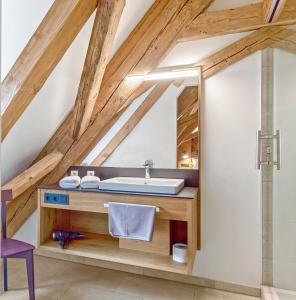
84;66;201;170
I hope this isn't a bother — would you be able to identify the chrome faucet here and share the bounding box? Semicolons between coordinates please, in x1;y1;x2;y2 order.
143;160;153;179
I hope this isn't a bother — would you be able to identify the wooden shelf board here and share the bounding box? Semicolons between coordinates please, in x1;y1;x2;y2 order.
39;233;189;274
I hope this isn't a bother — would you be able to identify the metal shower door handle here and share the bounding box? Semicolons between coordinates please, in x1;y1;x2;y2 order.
256;130;281;170
275;130;281;170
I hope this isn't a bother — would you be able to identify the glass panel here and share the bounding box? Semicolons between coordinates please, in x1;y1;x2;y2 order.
273;49;296;292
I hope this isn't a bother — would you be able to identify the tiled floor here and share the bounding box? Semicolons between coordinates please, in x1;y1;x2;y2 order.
1;256;260;300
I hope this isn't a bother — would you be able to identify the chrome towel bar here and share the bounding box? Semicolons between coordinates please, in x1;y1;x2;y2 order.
103;203;160;212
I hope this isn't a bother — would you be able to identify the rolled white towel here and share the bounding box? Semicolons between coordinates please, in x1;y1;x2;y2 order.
80;175;100;189
59;175;81;189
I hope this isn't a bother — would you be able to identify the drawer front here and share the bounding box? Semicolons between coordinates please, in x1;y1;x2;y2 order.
40;189;190;221
44;193;69;205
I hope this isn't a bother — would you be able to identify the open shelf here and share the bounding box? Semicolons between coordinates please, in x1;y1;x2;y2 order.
39;233;189;274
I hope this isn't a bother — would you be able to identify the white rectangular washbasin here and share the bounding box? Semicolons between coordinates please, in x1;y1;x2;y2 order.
98;177;185;195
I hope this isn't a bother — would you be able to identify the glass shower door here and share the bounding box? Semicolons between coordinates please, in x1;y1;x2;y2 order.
273;48;296;293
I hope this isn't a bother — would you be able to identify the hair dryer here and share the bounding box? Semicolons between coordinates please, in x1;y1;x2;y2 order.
52;230;85;249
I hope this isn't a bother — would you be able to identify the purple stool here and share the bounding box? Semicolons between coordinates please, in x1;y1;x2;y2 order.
1;189;35;300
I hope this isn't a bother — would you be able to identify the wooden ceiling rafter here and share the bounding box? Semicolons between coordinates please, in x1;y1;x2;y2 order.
197;26;294;79
177;0;296;42
72;0;126;139
179;131;199;146
2;150;63;200
269;28;296;54
1;0;98;141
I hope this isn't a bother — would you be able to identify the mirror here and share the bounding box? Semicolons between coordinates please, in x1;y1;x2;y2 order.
84;66;201;170
177;85;198;169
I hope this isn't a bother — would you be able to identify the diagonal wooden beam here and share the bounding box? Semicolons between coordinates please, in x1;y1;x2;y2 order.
178;86;198;119
2;151;63;200
177;0;296;42
270;28;296;54
6;0;213;236
198;27;291;79
1;0;98;141
178;122;197;147
179;131;198;145
73;0;126;139
3;150;63;237
91;0;213;119
92;82;170;166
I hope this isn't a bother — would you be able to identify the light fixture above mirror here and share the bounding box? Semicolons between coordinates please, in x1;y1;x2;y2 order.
125;66;200;82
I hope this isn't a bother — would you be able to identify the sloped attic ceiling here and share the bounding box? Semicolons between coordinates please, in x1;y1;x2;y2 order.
1;0;154;184
1;0;266;185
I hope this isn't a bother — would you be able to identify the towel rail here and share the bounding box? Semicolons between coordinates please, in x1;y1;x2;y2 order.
103;203;160;212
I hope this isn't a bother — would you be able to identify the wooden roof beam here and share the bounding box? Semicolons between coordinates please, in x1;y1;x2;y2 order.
270;28;296;54
177;0;296;42
1;0;98;141
73;0;126;139
197;26;292;79
2;150;63;200
91;0;213;120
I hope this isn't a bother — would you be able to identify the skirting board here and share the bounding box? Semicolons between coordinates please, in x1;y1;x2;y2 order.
35;251;260;297
262;286;296;300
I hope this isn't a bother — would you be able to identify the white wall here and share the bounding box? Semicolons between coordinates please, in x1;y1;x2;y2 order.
273;49;296;290
194;53;262;287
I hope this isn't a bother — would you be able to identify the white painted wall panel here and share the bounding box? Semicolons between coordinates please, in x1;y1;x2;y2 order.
194;53;262;287
273;49;296;291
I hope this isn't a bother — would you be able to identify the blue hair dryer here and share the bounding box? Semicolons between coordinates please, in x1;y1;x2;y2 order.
52;230;85;249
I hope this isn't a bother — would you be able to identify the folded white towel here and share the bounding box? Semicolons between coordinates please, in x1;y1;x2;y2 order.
80;175;100;189
59;175;81;189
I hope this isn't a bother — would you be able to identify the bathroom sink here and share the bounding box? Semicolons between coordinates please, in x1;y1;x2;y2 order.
98;177;185;195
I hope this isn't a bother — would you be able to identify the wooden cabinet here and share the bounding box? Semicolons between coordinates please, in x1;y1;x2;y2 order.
36;187;198;274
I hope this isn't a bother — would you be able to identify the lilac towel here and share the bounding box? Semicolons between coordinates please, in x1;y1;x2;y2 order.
108;202;156;242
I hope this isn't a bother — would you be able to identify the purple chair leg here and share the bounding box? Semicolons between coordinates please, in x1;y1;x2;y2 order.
10;251;35;300
3;258;8;291
25;251;35;300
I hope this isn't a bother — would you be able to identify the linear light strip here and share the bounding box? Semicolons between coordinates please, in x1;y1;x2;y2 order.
125;68;199;81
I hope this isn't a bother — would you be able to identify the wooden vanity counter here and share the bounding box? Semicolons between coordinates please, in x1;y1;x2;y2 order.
36;168;199;275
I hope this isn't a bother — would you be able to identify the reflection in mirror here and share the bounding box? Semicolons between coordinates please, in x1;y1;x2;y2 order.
84;66;200;170
177;86;198;169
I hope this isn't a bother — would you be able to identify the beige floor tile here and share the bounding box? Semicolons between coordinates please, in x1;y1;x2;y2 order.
61;285;142;300
116;273;196;300
195;287;259;300
0;256;260;300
